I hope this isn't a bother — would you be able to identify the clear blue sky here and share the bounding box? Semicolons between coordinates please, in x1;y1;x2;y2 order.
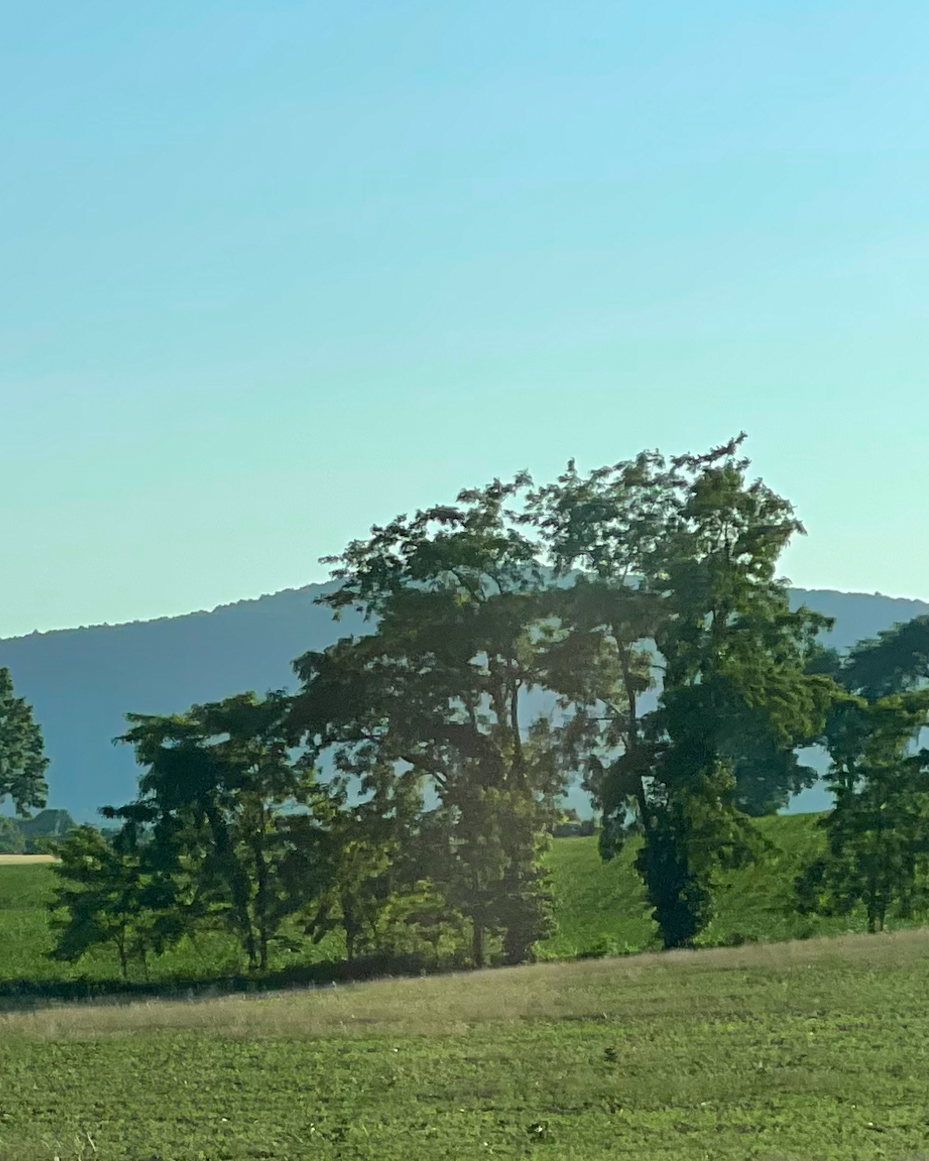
2;1;927;638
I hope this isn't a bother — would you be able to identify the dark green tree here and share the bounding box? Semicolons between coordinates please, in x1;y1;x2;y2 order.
0;815;25;855
115;691;337;972
0;667;49;815
643;439;836;944
798;691;929;932
529;438;836;947
526;450;679;825
843;616;929;700
293;478;564;967
298;759;449;965
48;825;163;979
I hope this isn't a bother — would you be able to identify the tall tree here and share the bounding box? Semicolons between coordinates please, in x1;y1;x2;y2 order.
0;667;49;815
292;479;564;967
798;691;929;932
530;438;836;947
526;449;679;824
644;439;836;944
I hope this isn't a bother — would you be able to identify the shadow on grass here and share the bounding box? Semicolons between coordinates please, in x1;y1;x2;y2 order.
0;952;472;1013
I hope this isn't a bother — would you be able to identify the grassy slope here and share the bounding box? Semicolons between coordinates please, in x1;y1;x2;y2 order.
543;812;886;957
0;813;908;989
4;931;929;1159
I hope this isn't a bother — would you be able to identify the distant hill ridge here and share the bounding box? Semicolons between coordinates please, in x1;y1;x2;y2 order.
2;584;927;820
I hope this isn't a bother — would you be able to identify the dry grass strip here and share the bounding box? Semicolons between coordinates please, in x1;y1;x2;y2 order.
3;927;928;1043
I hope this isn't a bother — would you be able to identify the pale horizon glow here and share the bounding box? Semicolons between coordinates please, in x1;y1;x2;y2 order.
2;2;928;639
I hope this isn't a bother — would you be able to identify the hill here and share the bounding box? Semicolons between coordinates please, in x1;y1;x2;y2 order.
1;584;926;820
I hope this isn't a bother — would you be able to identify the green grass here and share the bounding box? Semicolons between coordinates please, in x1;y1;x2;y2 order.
543;812;892;959
4;813;929;1158
4;930;929;1159
0;862;343;989
0;813;909;992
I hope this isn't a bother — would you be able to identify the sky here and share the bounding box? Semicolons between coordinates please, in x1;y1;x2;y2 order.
2;1;927;639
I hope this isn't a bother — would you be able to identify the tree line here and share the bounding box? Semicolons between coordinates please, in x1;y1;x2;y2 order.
3;435;929;978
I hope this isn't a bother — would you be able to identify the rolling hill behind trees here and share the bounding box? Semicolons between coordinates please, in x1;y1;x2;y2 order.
1;584;927;820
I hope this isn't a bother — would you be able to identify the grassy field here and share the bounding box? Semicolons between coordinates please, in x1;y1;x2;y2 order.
4;929;929;1159
4;813;929;1158
0;813;910;993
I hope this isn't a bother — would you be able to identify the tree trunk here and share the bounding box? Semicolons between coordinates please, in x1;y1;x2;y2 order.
116;932;129;980
343;892;357;963
618;644;649;824
471;921;485;969
253;824;270;973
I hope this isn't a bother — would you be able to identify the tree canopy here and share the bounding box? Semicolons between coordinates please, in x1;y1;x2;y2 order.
46;435;929;977
0;666;48;815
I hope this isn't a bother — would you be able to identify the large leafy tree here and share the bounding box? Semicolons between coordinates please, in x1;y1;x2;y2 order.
113;691;337;972
0;667;49;815
528;444;830;822
644;440;836;943
529;438;836;947
292;479;565;967
526;449;679;822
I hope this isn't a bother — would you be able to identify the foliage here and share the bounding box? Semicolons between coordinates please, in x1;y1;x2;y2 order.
799;609;929;934
302;770;464;967
294;478;565;966
0;667;48;815
0;815;25;855
529;436;837;946
526;451;671;815
798;691;929;932
48;825;162;979
643;439;836;941
31;437;929;978
0;810;74;855
51;691;467;979
1;860;343;992
110;691;340;972
842;614;929;698
5;817;903;1000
